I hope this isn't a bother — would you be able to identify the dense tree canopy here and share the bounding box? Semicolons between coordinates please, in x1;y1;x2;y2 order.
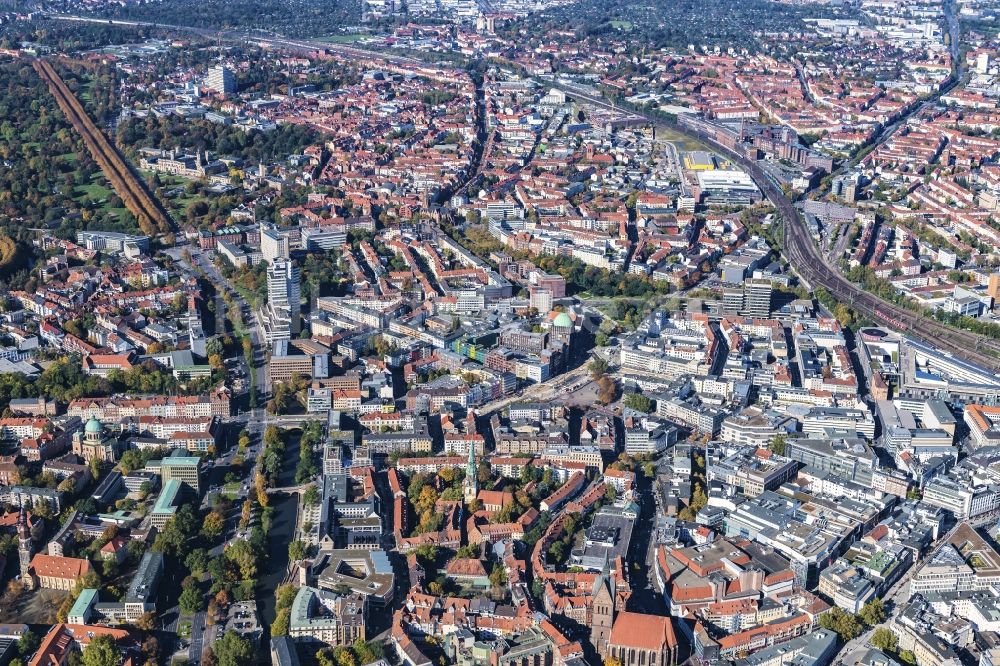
501;0;843;54
0;62;139;288
81;634;122;666
211;631;254;666
117;115;320;166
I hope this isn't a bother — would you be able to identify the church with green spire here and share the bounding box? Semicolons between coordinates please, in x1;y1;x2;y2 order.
463;441;478;503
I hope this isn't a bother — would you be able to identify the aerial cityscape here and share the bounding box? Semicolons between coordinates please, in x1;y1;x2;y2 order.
1;0;1000;665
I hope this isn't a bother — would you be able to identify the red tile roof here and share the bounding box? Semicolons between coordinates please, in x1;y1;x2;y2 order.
445;558;489;577
609;612;678;652
30;554;93;581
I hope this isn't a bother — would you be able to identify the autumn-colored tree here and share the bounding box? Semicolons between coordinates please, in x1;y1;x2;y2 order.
818;607;862;641
596;375;618;404
140;635;159;666
494;502;517;524
416;510;442;534
206;600;218;626
413;486;438;515
240;500;252;528
255;472;269;507
224;539;259;580
690;483;708;512
333;647;357;666
179;586;203;614
202;511;225;539
215;589;232;609
81;634;120;666
871;627;898;653
134;612;156;632
275;584;296;611
834;303;854;328
588;357;609;378
489;564;507;589
271;607;290;636
860;598;886;627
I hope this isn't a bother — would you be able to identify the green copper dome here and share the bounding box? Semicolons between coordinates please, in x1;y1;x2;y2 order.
85;418;102;434
553;312;573;328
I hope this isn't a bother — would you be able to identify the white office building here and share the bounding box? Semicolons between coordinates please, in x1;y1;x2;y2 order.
261;226;290;264
205;65;236;95
265;259;301;341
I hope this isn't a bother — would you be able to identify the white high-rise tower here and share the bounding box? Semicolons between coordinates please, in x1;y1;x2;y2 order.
265;259;301;340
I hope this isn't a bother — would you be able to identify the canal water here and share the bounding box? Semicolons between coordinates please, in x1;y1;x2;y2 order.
256;430;302;631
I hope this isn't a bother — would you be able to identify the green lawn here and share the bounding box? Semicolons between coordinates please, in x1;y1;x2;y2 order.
139;169;215;221
73;174;129;217
141;169;186;188
75;178;113;201
173;193;206;210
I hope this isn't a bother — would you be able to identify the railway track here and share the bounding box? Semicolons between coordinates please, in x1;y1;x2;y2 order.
768;154;1000;367
31;57;174;238
553;83;1000;371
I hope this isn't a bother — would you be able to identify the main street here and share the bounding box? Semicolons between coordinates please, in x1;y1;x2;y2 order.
165;245;269;402
834;557;920;663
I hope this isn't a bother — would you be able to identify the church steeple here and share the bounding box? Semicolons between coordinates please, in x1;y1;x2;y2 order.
463;441;478;504
17;507;34;589
592;550;612;595
16;506;29;541
590;551;616;658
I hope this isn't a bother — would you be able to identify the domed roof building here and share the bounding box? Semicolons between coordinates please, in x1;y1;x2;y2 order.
72;417;118;464
547;308;577;349
553;311;574;329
